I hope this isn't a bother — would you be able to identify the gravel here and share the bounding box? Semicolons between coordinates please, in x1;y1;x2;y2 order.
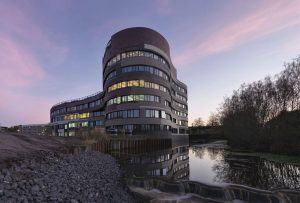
0;151;135;203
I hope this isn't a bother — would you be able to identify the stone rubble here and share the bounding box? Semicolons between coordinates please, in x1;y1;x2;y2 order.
0;151;135;203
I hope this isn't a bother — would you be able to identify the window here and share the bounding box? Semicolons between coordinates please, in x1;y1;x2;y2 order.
134;110;139;117
172;128;178;134
64;112;90;120
145;110;160;118
107;109;140;119
93;111;104;117
173;92;187;102
122;111;127;118
121;65;169;81
95;100;101;105
68;123;76;128
107;95;160;105
89;102;95;108
128;95;133;102
59;108;66;113
103;50;169;67
82;122;88;127
173;81;187;93
178;120;188;126
78;112;90;119
173;100;187;109
173;110;188;117
165;100;171;107
96;120;104;126
161;111;166;119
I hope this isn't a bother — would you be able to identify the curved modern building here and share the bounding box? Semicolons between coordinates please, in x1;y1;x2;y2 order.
50;27;188;136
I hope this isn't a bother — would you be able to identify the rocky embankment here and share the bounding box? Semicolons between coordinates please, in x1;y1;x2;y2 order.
0;133;135;202
0;151;135;203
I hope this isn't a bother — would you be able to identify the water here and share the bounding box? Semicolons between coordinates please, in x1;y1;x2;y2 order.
111;140;300;190
189;142;300;190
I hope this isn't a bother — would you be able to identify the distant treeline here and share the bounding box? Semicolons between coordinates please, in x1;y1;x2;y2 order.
219;56;300;155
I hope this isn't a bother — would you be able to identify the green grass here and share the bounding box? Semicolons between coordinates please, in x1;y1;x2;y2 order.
229;151;300;165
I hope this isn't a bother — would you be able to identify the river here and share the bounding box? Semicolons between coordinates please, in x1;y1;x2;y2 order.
111;140;300;190
189;141;300;190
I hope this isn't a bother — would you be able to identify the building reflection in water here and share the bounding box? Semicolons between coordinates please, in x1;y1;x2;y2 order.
110;144;190;181
190;145;300;190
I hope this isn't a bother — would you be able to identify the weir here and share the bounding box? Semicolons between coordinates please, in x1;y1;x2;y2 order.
128;178;300;203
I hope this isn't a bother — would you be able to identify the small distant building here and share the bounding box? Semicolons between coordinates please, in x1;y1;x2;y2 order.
0;126;8;132
19;124;50;136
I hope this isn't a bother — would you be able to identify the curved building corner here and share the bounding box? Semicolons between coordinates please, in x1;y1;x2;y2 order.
50;27;188;136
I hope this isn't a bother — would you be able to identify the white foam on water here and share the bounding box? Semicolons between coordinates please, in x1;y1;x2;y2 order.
130;187;223;203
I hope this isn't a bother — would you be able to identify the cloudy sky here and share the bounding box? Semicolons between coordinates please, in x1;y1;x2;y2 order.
1;0;300;126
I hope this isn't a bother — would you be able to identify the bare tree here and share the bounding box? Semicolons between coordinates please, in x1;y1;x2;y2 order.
192;117;205;127
218;56;300;155
207;112;221;126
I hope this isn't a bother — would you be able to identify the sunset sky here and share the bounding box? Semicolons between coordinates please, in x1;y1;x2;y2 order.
1;0;300;126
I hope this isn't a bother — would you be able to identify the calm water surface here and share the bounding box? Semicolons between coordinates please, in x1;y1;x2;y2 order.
190;143;300;190
111;140;300;190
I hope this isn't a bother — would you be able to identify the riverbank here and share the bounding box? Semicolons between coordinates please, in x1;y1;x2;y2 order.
229;151;300;165
0;133;135;202
191;139;300;165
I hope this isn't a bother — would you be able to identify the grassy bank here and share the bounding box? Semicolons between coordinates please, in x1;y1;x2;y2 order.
229;151;300;165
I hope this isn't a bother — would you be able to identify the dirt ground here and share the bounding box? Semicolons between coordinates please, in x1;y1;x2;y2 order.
0;132;82;168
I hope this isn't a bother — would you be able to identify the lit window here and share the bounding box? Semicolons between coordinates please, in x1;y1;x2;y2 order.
82;122;88;127
133;80;139;87
116;83;121;89
116;97;121;104
139;80;144;87
68;123;76;128
140;95;145;101
128;81;133;87
128;95;133;102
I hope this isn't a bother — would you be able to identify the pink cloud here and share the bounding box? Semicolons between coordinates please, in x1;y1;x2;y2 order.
0;36;44;88
0;36;49;126
0;1;68;62
0;89;54;126
174;0;300;66
0;1;68;126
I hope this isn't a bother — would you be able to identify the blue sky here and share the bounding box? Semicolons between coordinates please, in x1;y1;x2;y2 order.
1;0;300;126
